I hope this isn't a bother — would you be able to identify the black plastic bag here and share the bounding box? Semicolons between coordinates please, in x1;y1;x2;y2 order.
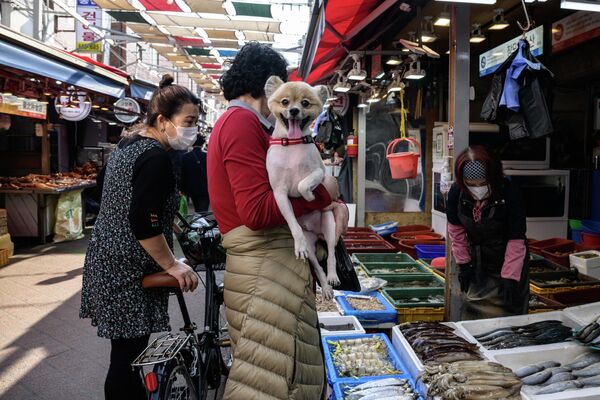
317;239;361;292
315;108;345;150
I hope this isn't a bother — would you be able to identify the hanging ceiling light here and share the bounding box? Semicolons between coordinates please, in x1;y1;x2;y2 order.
561;0;600;11
386;56;402;65
434;11;451;27
421;16;438;43
405;60;426;80
489;9;509;30
470;24;486;43
333;75;351;93
347;56;367;81
367;90;381;103
357;94;368;108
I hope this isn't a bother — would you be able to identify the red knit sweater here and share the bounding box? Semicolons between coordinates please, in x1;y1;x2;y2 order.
207;107;332;234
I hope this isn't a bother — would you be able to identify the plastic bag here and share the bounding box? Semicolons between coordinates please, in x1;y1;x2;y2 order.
318;240;361;292
53;190;84;242
357;276;388;294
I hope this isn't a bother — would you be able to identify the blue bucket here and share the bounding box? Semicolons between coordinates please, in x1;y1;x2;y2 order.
414;244;446;259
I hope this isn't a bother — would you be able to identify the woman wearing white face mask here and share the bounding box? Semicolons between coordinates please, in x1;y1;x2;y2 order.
80;74;200;399
446;146;529;320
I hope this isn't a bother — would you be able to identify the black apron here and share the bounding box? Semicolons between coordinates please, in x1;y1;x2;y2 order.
456;191;529;320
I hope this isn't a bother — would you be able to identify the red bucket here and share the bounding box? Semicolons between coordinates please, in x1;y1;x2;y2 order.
386;137;420;180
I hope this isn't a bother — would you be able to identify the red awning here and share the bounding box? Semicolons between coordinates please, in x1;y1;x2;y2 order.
66;51;130;79
291;0;394;84
139;0;182;12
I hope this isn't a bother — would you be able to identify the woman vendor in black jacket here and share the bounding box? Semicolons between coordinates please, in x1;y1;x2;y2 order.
447;146;529;320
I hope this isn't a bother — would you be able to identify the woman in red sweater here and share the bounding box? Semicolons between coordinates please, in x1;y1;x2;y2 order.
207;43;347;400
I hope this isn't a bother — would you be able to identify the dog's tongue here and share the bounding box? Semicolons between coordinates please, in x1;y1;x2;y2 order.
288;119;302;139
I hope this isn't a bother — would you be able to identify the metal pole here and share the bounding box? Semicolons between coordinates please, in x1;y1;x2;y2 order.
1;0;12;27
357;107;367;227
444;3;470;322
32;0;43;40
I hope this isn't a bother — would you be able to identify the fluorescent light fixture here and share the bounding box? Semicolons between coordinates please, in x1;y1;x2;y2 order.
375;71;385;79
421;33;438;43
56;80;62;85
108;122;117;126
386;56;402;65
561;0;600;11
402;48;410;53
92;104;100;109
489;9;509;30
2;92;11;96
388;74;404;93
348;68;367;81
357;102;368;108
101;107;109;111
367;97;380;103
434;12;451;27
405;61;426;80
470;24;486;43
445;50;450;55
435;0;496;4
333;81;351;93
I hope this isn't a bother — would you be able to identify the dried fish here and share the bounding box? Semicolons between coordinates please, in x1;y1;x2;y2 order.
535;380;583;395
316;293;339;313
565;352;600;370
346;296;385;311
541;371;574;385
521;370;552;385
475;320;573;350
572;361;600;378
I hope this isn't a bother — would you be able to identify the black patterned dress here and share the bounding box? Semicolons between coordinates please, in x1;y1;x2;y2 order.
80;136;179;339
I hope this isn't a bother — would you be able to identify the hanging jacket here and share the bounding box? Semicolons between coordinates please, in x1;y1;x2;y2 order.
481;39;553;140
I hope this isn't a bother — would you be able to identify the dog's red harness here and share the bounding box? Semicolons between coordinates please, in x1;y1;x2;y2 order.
269;135;314;146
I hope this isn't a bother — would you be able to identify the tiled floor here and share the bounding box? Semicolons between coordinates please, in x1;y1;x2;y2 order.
0;235;219;400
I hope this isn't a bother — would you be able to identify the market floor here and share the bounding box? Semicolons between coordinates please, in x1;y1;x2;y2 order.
0;233;223;400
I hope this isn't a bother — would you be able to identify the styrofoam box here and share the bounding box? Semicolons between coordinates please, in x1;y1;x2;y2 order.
490;344;600;400
318;315;365;336
564;301;600;326
454;311;581;357
569;251;600;279
391;322;488;380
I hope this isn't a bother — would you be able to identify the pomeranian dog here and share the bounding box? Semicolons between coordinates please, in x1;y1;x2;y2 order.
264;75;340;299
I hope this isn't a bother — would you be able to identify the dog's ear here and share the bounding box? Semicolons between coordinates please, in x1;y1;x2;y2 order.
314;85;329;106
264;76;284;99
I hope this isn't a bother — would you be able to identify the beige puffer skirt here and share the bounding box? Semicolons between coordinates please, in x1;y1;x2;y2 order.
221;225;325;400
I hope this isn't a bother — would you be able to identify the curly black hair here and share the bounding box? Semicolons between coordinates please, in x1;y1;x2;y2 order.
219;42;288;101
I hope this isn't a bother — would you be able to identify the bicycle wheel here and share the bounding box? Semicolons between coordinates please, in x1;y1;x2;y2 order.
152;360;201;400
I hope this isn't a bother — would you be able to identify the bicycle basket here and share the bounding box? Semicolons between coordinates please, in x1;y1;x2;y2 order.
177;213;227;268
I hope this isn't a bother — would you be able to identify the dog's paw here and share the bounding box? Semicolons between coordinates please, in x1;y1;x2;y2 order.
321;285;334;301
327;273;341;287
295;236;309;260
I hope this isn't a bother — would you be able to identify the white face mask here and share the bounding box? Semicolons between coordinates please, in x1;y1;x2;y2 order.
467;185;490;201
166;120;197;150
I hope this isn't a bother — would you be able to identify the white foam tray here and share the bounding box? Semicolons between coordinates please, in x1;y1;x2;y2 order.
454;311;581;357
318;315;365;336
490;343;600;400
391;322;487;380
564;301;600;326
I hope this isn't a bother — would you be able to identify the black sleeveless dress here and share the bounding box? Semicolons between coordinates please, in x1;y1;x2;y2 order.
80;136;178;339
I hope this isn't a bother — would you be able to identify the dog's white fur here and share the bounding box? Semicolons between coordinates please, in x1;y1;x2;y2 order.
264;76;340;299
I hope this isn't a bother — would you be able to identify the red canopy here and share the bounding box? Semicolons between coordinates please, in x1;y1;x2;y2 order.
66;51;130;78
290;0;383;84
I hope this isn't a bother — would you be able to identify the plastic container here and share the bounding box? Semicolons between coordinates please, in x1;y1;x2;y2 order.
318;315;365;337
582;232;600;246
386;137;420;180
322;333;410;384
345;240;396;255
381;287;444;308
541;243;599;267
582;219;600;234
570;219;584;230
342;233;384;241
369;221;398;237
346;227;373;233
528;294;566;314
332;376;421;400
571;229;583;244
490;344;600;400
529;258;568;274
360;262;431;277
569;250;600;279
391;322;483;380
379;274;444;289
415;244;446;259
563;301;600;326
530;238;574;255
395;224;432;234
396;239;445;259
548;286;600;305
455;311;581;357
530;270;600;291
353;253;415;264
335;291;397;326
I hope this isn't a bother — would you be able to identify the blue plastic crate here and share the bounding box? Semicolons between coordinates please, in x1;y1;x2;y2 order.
336;291;397;326
369;221;398;237
415;244;446;259
333;376;424;400
322;333;410;384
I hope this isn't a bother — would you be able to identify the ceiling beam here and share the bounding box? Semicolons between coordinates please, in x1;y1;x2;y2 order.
342;0;399;42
